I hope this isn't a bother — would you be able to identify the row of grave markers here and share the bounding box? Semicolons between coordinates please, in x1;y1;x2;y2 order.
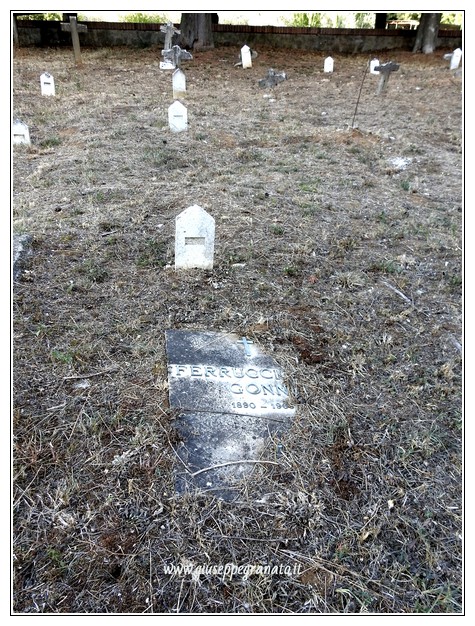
13;45;462;145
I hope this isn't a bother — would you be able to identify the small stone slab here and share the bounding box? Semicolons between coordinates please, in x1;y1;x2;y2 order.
165;330;295;499
13;234;32;280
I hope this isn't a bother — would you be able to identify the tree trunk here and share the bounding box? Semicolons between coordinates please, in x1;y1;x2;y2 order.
179;13;214;51
374;13;387;29
413;12;442;53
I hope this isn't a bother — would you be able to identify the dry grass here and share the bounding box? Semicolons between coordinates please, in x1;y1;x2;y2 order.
12;45;462;614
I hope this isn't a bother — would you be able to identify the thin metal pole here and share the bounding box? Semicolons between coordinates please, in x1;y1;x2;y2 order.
351;61;369;128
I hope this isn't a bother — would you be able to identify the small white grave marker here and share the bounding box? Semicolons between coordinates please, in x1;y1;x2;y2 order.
12;119;30;145
168;100;188;132
241;45;252;69
450;48;462;70
370;58;380;74
172;68;186;99
40;72;55;96
175;205;215;270
324;56;334;73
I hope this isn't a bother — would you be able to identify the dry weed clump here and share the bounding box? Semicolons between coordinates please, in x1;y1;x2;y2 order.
13;45;462;614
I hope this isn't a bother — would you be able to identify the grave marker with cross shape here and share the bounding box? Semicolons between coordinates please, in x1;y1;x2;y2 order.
160;21;181;51
60;16;87;66
375;61;400;94
238;337;254;357
162;45;193;70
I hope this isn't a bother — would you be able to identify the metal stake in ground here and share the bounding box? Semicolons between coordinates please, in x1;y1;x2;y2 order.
351;61;370;128
375;61;400;94
61;16;87;66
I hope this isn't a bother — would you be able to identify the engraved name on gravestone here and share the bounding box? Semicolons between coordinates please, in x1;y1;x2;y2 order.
175;205;214;270
165;330;295;498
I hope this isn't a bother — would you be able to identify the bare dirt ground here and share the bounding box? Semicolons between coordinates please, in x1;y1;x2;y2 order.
12;44;462;614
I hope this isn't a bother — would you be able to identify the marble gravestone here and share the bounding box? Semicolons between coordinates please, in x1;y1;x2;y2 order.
165;330;295;498
175;205;214;269
12;119;30;145
168;100;188;132
241;45;252;69
324;56;334;73
370;58;380;75
449;48;462;70
172;68;186;99
160;22;181;69
40;72;55;96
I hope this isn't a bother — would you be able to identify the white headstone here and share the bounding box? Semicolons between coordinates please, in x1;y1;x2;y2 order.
324;56;334;73
168;100;188;133
12;119;30;145
450;48;462;70
241;45;252;69
40;72;55;96
172;68;186;99
175;205;215;270
370;58;380;74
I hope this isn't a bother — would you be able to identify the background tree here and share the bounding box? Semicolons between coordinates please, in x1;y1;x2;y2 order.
412;12;442;53
179;13;214;51
354;12;374;28
374;13;387;29
283;12;323;27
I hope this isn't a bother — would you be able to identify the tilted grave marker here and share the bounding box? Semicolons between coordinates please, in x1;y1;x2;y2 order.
258;68;287;89
175;205;214;269
60;16;87;66
324;56;334;73
450;48;462;70
168;100;188;133
375;61;400;94
12;119;30;145
161;45;193;70
172;68;186;99
165;329;295;498
40;72;55;96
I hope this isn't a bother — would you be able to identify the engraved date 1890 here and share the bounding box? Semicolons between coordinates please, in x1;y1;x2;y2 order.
231;400;290;411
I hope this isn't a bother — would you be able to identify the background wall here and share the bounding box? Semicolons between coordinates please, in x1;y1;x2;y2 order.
15;21;462;53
